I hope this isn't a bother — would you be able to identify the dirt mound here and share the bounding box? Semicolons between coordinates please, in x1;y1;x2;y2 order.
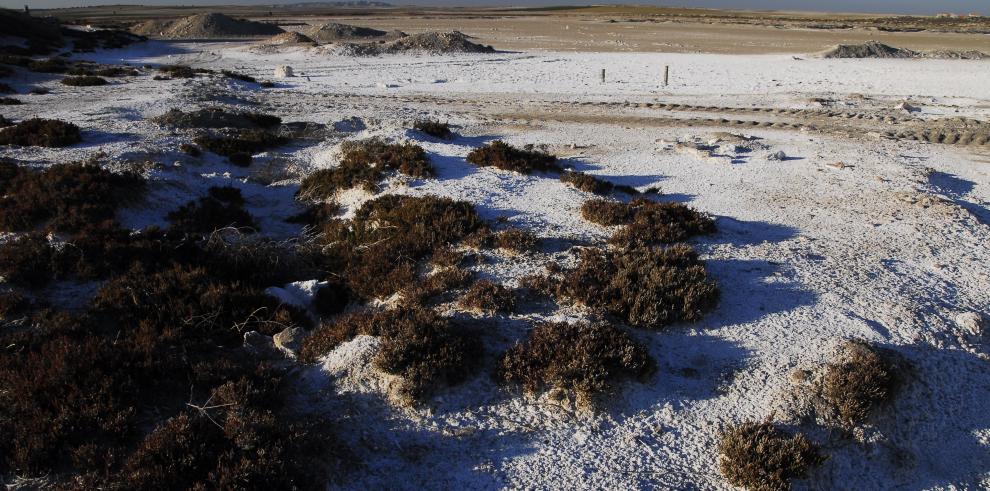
304;22;392;43
822;41;918;59
131;13;283;39
329;31;495;56
259;31;315;46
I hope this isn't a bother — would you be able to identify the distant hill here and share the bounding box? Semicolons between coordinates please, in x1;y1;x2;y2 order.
276;2;392;7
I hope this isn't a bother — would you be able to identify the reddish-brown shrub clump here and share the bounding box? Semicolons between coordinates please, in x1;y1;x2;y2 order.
301;305;482;403
466;140;561;174
0;118;82;147
822;340;901;425
154;107;281;130
0;162;143;232
167;186;257;233
556;245;719;329
312;280;351;318
319;194;483;300
458;279;515;314
298;138;434;200
560;170;638;196
194;130;288;164
413;119;452;139
718;422;825;491
497;321;653;405
60;75;108;86
495;228;541;253
582;198;715;246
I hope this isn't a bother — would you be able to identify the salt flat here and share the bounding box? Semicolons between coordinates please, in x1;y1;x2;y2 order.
3;38;990;489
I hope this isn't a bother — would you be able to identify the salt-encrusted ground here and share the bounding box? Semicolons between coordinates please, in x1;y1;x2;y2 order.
2;40;989;489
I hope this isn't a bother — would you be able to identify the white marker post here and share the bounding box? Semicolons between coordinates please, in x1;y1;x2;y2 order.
663;65;669;87
601;68;606;84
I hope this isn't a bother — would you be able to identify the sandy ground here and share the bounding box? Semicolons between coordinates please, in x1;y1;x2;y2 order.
3;32;990;489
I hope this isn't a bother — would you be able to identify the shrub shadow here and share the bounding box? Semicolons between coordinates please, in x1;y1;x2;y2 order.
927;170;990;225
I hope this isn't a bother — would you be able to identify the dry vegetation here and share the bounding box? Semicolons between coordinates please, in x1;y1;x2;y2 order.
552;245;720;329
582;198;716;247
154;107;281;130
458;279;515;314
822;340;901;425
194;130;289;165
61;75;109;86
167;186;258;233
0;97;19;105
298;138;433;200
466;140;562;174
157;64;212;79
560;170;638;195
300;305;483;402
413;119;453;139
221;69;257;83
0;118;82;147
497;321;653;405
718;422;825;491
318;194;483;300
0;162;144;232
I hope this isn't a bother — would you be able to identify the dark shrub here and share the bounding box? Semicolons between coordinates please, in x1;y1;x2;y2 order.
194;130;288;160
221;69;257;83
61;75;108;86
580;198;632;226
154;107;281;130
0;162;143;232
400;265;474;308
822;340;901;425
0;118;82;147
560;170;638;196
157;64;211;79
0;66;13;79
167;186;257;233
0;115;11;128
95;66;139;77
0;290;32;322
260;80;276;88
466;140;561;174
375;306;482;403
497;321;653;405
0;97;19;105
556;245;719;329
179;142;201;156
458;279;515;314
286;201;341;226
301;306;482;402
718;422;825;491
608;200;715;247
27;58;67;73
228;152;252;166
28;86;50;95
495;228;541;253
413;119;452;139
298;138;433;201
0;83;12;93
319;194;483;300
313;280;351;317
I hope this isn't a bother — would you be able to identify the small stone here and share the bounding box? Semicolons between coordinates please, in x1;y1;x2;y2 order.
274;326;304;356
956;312;987;337
273;65;293;78
767;150;787;161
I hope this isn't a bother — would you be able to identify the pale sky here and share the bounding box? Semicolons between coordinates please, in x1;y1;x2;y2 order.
3;1;986;15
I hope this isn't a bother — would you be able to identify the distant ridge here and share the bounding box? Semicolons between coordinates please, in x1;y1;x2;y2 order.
275;1;393;7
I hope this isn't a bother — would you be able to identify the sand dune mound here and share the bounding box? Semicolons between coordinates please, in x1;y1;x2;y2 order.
822;41;918;58
132;13;283;39
304;22;393;42
329;31;495;56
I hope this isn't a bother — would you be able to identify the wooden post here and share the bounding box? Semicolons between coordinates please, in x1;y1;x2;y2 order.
663;65;669;87
600;68;605;84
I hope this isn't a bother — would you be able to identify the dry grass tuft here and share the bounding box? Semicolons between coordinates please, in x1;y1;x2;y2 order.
26;58;67;73
560;170;639;195
580;198;634;226
497;321;653;405
60;75;108;86
413;119;452;139
822;340;901;425
466;140;561;174
0;118;82;147
221;69;257;83
556;245;719;329
458;279;515;314
718;422;825;491
157;64;212;79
